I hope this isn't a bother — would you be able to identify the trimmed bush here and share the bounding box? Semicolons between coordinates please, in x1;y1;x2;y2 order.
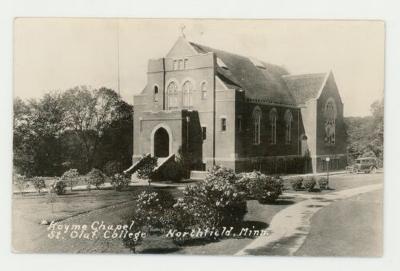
303;176;317;191
110;173;130;191
241;171;283;203
86;168;106;190
32;177;46;193
174;166;247;230
132;189;176;230
290;177;303;191
61;168;79;191
318;177;329;190
53;180;67;195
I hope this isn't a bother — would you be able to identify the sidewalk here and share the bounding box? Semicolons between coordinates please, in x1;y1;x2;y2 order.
235;183;383;256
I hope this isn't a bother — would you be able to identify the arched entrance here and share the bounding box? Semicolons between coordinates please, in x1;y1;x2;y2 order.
153;127;169;157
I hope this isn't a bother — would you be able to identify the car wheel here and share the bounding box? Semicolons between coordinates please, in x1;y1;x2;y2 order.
371;167;377;174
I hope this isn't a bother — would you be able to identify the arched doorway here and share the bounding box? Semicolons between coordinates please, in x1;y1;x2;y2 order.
153;127;169;157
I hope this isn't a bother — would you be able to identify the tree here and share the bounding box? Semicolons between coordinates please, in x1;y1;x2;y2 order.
345;98;384;164
13;93;66;176
61;86;132;172
13;87;133;177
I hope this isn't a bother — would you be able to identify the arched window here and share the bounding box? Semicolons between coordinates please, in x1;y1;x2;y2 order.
201;81;207;100
324;99;337;144
182;80;193;108
167;81;179;109
252;107;262;145
269;108;278;144
284;109;293;144
153;85;159;102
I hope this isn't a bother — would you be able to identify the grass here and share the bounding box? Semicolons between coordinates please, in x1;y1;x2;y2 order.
12;172;383;254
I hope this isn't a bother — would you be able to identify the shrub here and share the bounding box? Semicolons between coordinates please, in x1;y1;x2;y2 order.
318;177;329;190
111;173;130;191
133;190;176;230
86;168;106;190
137;154;157;181
53;180;67;195
251;175;284;203
290;177;303;191
235;172;254;195
243;171;283;203
173;166;247;230
32;177;46;193
104;161;123;177
303;176;317;191
61;168;79;191
158;159;184;182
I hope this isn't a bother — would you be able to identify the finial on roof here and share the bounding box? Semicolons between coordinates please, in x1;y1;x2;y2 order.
179;24;186;38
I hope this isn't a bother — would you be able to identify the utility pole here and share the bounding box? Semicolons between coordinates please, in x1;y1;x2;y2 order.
117;19;120;96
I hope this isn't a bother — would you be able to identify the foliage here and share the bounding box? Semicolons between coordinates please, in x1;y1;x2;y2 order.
86;168;105;190
247;172;283;203
303;176;317;192
157;159;184;181
53;180;67;195
13;94;65;177
136;154;158;181
123;189;176;252
32;177;46;193
345;99;384;165
110;173;130;191
173;166;247;230
104;161;123;177
290;177;303;191
61;168;79;191
13;87;133;177
317;177;329;190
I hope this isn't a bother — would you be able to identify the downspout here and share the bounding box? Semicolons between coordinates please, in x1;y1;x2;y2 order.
162;58;166;110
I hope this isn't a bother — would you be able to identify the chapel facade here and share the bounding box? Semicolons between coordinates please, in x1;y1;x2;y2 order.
132;37;347;174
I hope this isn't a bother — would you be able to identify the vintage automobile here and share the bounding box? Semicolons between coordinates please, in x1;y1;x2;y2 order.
346;157;379;174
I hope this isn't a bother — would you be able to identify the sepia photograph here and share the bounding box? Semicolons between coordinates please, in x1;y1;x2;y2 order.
12;18;384;256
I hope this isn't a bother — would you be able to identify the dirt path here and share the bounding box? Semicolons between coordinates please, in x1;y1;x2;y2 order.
235;183;383;256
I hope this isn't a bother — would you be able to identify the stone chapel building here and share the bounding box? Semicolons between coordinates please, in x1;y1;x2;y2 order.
131;36;347;175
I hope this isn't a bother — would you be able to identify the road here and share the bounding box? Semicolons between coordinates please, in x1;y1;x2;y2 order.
295;188;383;256
236;172;383;256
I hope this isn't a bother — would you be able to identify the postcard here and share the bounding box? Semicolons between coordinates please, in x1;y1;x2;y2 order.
12;18;384;256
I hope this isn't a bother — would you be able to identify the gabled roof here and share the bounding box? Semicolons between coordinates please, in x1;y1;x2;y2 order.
283;73;329;104
189;42;297;106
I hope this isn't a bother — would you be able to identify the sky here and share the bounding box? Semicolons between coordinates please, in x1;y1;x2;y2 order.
14;18;384;116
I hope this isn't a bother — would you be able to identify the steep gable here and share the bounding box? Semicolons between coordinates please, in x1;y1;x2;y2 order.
166;36;198;57
283;73;328;104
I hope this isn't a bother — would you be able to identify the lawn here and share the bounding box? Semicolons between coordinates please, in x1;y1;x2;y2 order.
12;186;179;253
12;172;383;254
12;183;301;254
